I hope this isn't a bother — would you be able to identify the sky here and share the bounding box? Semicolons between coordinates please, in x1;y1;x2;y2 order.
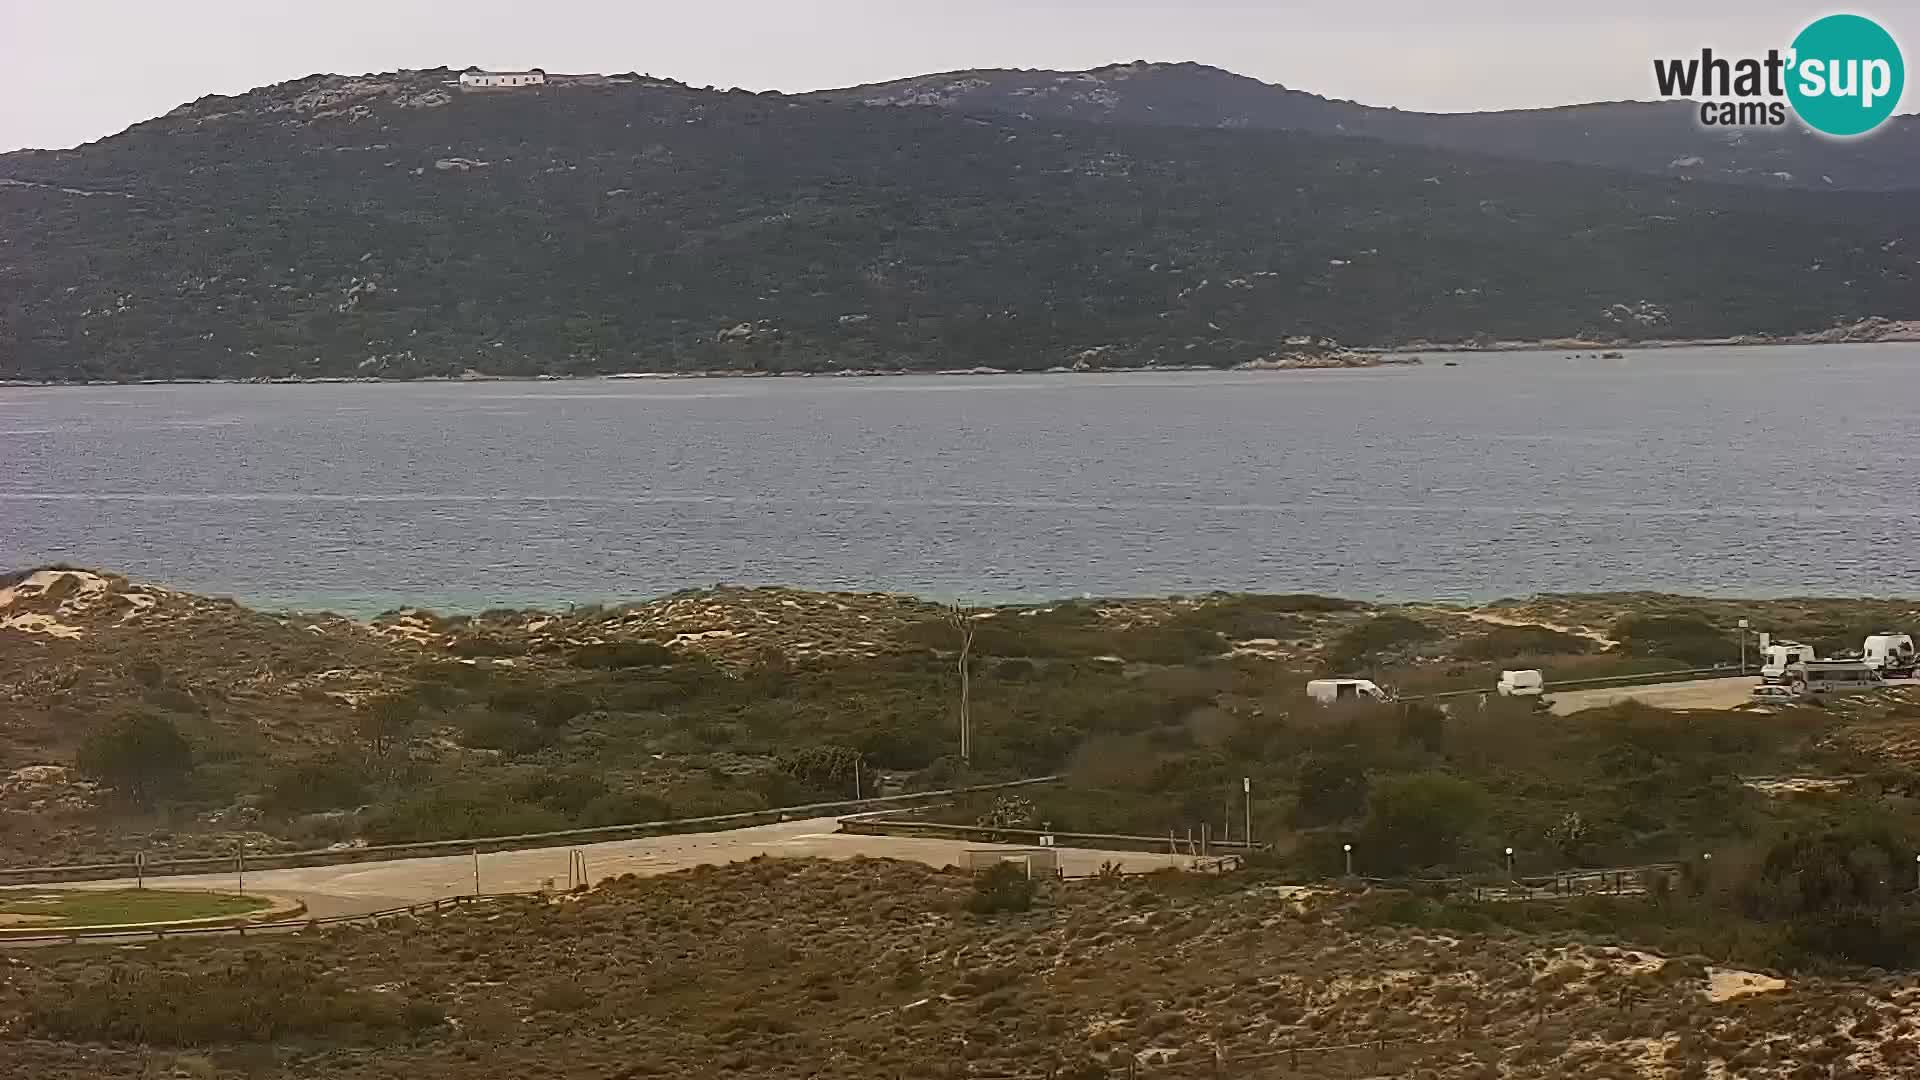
3;1;1916;151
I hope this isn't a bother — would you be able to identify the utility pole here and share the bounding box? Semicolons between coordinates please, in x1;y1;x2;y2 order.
1243;776;1252;850
854;756;863;800
946;604;977;765
472;849;481;896
1738;618;1750;673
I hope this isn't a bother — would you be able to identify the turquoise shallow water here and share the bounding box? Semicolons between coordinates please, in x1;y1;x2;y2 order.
3;344;1916;616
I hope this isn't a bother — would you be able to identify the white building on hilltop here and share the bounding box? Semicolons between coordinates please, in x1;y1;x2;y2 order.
460;68;546;89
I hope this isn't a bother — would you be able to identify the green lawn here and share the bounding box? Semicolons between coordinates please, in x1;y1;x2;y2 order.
0;889;270;927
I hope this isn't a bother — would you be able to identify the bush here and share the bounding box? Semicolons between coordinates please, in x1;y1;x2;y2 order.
457;712;553;756
1360;772;1491;874
1736;821;1914;920
75;713;194;805
530;980;594;1013
362;785;570;843
261;758;368;816
487;683;594;728
26;963;439;1046
1613;614;1735;667
1292;752;1371;826
567;641;680;669
1327;615;1440;672
511;767;610;818
1453;625;1598;660
966;862;1037;914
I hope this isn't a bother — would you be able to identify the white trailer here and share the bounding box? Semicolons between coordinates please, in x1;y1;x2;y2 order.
1760;641;1817;684
1863;634;1917;678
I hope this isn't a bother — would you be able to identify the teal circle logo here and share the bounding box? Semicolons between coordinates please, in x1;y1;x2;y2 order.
1787;14;1905;136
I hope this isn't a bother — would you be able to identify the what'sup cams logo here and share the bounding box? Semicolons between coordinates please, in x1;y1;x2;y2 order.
1653;13;1905;136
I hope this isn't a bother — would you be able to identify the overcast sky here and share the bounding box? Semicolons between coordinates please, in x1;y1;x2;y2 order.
3;1;1915;151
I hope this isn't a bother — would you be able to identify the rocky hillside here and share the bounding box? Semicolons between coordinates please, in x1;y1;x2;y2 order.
811;61;1920;191
5;67;1920;380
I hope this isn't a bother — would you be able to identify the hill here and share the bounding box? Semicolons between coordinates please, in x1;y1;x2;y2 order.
810;61;1920;191
6;566;1920;880
4;68;1920;380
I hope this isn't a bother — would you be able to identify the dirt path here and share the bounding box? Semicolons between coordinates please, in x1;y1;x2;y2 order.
1415;607;1618;648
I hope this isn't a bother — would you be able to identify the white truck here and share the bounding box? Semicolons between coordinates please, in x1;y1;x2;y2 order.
1863;633;1917;678
1305;678;1392;705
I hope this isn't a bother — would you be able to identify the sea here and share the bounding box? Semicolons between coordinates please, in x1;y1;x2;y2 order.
2;345;1915;616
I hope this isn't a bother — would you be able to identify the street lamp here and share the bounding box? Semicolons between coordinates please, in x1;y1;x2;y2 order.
1738;619;1751;672
1505;846;1515;880
1343;842;1354;877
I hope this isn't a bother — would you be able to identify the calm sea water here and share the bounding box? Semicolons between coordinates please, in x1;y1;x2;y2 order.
2;345;1916;616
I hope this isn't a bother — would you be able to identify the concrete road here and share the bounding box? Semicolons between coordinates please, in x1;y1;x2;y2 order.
43;818;1188;917
1549;676;1760;715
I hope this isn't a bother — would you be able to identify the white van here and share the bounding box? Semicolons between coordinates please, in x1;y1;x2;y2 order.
1863;634;1916;678
1760;642;1817;684
1306;678;1391;705
1785;660;1884;696
1497;669;1544;697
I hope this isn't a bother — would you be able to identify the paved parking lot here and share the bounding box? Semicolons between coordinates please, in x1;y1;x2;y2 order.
41;817;1186;917
1549;676;1760;714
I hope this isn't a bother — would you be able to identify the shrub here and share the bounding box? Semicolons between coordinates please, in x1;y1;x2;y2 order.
1327;615;1440;671
966;862;1037;915
1453;625;1598;660
1736;821;1915;919
487;684;594;728
457;712;552;756
567;641;680;669
530;980;594;1013
1612;614;1735;666
1360;772;1491;874
261;758;369;816
26;963;439;1046
362;785;570;844
75;713;194;805
1292;752;1371;826
511;767;611;818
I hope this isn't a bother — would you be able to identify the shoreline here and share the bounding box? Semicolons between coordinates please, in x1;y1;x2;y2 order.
4;330;1917;388
0;354;1420;388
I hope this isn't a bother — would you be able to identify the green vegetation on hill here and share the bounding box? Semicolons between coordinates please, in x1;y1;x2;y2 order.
812;61;1920;192
6;572;1920;938
3;70;1919;381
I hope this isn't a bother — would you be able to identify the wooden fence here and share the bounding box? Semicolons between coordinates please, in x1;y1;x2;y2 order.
0;892;516;946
